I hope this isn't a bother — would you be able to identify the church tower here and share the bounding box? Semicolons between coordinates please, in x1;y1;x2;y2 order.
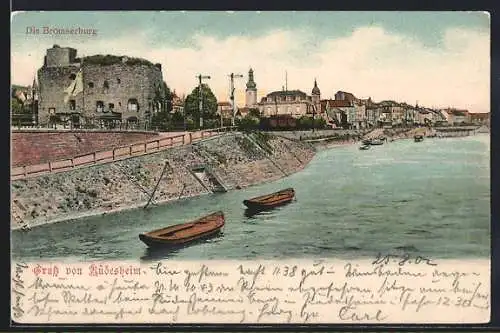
311;78;321;112
245;68;257;107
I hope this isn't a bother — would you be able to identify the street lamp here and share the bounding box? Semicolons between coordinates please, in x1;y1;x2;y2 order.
197;74;211;129
229;73;244;128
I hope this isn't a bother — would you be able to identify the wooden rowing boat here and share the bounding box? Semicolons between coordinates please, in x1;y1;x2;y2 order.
139;211;225;248
359;144;371;150
243;188;295;211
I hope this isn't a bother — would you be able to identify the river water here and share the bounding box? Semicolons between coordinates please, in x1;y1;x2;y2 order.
11;134;490;263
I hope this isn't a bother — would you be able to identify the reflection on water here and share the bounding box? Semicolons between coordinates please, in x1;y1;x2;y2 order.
12;135;490;261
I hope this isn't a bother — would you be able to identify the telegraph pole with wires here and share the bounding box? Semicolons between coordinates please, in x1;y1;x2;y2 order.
229;73;243;127
197;74;211;129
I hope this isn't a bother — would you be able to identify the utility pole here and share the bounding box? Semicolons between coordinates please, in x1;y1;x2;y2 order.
197;74;211;129
229;73;244;127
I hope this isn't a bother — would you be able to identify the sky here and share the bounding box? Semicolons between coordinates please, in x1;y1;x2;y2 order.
11;11;490;112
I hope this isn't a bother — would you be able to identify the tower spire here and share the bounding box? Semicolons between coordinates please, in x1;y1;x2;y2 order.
312;77;320;95
246;67;256;90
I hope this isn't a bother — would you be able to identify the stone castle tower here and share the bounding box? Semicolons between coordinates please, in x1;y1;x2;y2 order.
245;68;257;107
311;78;321;112
37;45;165;129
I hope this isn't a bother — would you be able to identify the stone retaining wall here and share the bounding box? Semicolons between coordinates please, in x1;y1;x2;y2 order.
11;132;315;229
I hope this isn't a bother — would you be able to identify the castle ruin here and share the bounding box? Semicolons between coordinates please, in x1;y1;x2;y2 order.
37;45;167;129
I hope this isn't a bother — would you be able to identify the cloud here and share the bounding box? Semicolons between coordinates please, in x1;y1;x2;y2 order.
11;25;490;112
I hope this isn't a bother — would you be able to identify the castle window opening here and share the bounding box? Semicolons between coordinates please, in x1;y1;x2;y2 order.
116;78;121;84
103;80;110;89
108;103;115;111
69;74;76;80
128;98;139;112
69;100;76;111
88;82;94;88
96;101;104;113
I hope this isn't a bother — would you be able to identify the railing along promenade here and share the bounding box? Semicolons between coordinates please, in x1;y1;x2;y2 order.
11;127;236;180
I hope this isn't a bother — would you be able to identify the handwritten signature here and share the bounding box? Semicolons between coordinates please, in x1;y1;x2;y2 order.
12;262;28;319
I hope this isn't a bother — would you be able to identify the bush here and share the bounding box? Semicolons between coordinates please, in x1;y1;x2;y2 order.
237;115;260;132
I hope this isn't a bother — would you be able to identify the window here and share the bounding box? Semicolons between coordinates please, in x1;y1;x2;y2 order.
88;82;94;88
116;78;121;84
69;74;76;80
103;80;109;89
287;106;291;114
69;100;76;110
296;106;300;114
96;101;104;113
266;107;271;115
108;103;115;111
127;98;139;112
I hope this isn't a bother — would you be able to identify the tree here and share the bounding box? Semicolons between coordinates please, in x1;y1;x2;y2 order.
248;108;261;118
151;111;172;131
162;81;173;113
151;82;176;131
298;116;312;129
184;83;218;129
11;98;23;114
237;115;260;132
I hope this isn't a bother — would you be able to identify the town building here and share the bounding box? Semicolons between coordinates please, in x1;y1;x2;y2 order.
469;112;490;126
11;79;39;127
334;91;359;104
325;90;367;129
171;90;185;114
442;108;470;125
321;99;351;128
258;78;322;119
37;45;168;129
217;101;233;119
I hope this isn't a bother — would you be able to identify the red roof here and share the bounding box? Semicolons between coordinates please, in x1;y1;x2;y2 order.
469;112;489;119
335;91;357;102
321;99;352;109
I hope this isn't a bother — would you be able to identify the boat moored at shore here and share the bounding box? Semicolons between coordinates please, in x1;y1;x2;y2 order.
243;188;295;212
139;211;225;248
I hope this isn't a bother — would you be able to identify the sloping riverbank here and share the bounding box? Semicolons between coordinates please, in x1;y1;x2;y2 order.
11;132;315;230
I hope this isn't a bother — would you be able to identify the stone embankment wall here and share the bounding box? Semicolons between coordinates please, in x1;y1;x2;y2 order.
12;130;159;167
267;129;366;141
11;132;315;229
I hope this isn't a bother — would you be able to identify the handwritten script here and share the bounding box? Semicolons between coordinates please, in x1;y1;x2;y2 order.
11;257;490;324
